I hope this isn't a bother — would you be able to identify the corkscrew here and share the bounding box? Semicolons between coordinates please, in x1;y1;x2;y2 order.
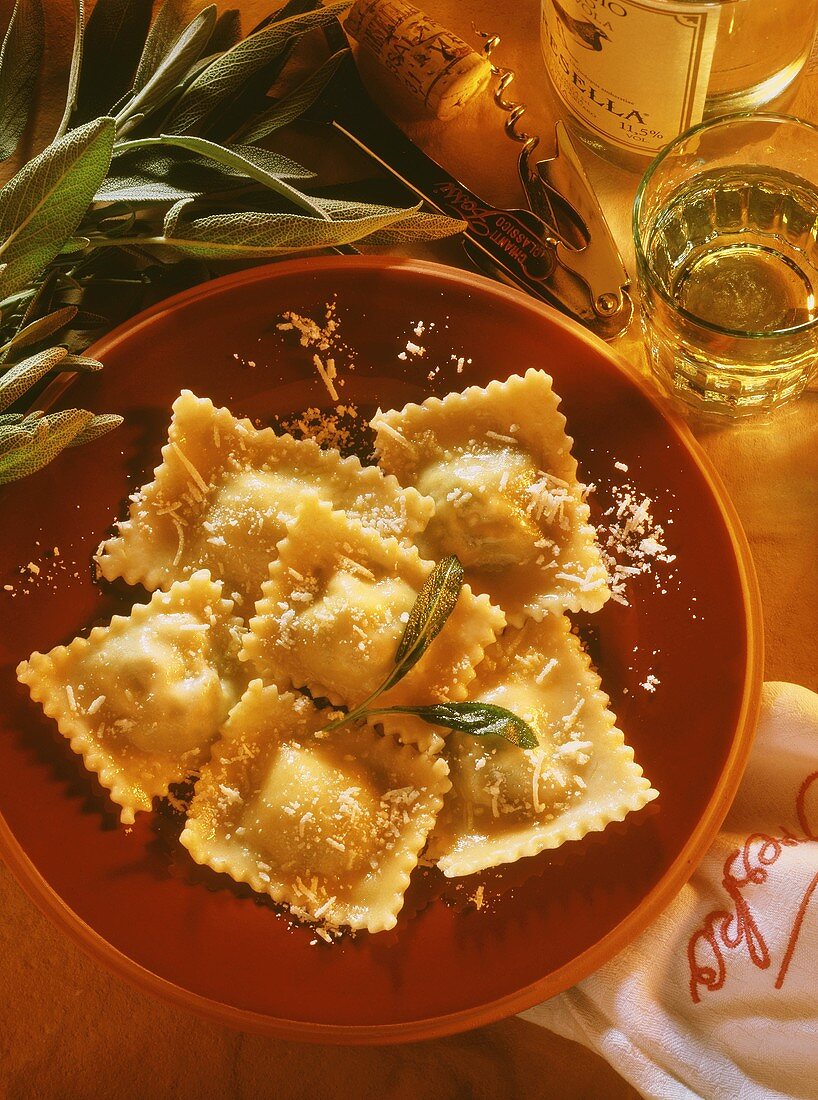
478;28;631;326
477;33;584;240
312;7;633;341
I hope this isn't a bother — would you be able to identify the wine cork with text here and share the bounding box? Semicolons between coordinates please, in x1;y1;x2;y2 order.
345;0;493;120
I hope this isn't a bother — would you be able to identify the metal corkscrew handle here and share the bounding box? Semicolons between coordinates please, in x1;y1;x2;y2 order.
477;28;633;329
475;29;570;239
314;16;632;340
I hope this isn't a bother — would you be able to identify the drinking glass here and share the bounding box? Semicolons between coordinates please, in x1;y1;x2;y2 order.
633;113;818;417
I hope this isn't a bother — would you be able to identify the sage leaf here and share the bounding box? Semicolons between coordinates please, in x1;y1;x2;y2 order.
115;6;216;136
157;134;321;215
133;0;198;90
168;48;221;99
0;0;44;162
0;346;68;411
0;407;93;483
369;703;540;750
55;0;84;139
309;196;393;220
98;144;248;202
362;212;468;245
0;424;36;459
220;144;315;180
76;0;154;122
202;6;336;143
164;2;348;135
239;47;348;143
61;237;91;254
0;117;116;300
308;197;466;245
15;268;59;330
162;200;421;258
1;306;78;360
206;9;242;55
86;201;137;235
157;135;315;179
96;169;208;204
304;196;463;236
0;404;121;481
392;555;464;677
96;177;185;204
70;309;109;328
60;354;103;372
318;555;465;734
0;416;29;434
69;411;123;445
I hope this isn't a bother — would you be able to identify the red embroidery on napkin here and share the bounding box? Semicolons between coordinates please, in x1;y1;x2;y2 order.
687;771;818;1004
776;872;818;989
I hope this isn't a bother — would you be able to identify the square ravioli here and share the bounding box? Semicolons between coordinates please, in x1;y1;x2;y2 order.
180;680;451;933
242;497;505;747
96;390;434;617
427;615;658;877
16;570;246;824
371;369;609;626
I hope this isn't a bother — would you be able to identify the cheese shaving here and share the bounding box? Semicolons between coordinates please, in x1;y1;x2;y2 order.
312;354;340;402
86;694;106;716
170;442;208;496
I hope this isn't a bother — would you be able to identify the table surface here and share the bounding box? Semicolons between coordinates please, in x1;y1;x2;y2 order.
1;2;816;1097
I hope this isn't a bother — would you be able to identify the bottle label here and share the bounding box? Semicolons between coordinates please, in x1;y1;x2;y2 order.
540;0;721;156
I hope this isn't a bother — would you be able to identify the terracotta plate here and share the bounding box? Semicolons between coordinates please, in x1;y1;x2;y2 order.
0;258;762;1043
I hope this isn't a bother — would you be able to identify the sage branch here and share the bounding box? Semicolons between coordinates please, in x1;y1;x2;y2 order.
321;557;540;750
0;0;466;484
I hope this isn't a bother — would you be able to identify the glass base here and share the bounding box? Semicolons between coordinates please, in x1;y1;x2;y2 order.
646;335;817;419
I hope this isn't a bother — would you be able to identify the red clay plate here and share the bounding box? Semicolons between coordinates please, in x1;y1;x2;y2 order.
0;257;762;1043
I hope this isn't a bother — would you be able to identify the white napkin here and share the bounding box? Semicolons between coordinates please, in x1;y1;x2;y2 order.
521;682;818;1100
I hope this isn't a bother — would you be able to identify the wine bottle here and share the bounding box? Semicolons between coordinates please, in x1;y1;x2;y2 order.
540;0;818;170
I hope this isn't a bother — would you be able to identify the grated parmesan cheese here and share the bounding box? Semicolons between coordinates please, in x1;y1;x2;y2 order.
598;479;677;606
312;353;339;402
86;694;105;716
535;658;558;684
170;442;208;496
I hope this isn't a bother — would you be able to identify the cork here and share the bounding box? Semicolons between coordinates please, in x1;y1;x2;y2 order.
345;0;492;120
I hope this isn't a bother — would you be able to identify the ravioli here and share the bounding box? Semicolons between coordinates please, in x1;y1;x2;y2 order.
428;615;658;876
96;390;434;617
17;369;657;940
180;680;451;933
16;570;246;823
242;497;506;750
371;369;609;625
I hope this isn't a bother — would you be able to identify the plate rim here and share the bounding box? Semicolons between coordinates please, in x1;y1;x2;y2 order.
0;255;764;1044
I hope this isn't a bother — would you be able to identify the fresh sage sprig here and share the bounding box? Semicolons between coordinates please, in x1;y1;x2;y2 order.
0;344;122;483
321;555;465;732
0;117;115;300
0;0;44;162
321;556;539;750
112;6;218;138
364;703;539;751
0;0;466;484
384;554;465;692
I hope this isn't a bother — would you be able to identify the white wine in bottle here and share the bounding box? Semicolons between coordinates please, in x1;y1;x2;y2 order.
540;0;818;169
